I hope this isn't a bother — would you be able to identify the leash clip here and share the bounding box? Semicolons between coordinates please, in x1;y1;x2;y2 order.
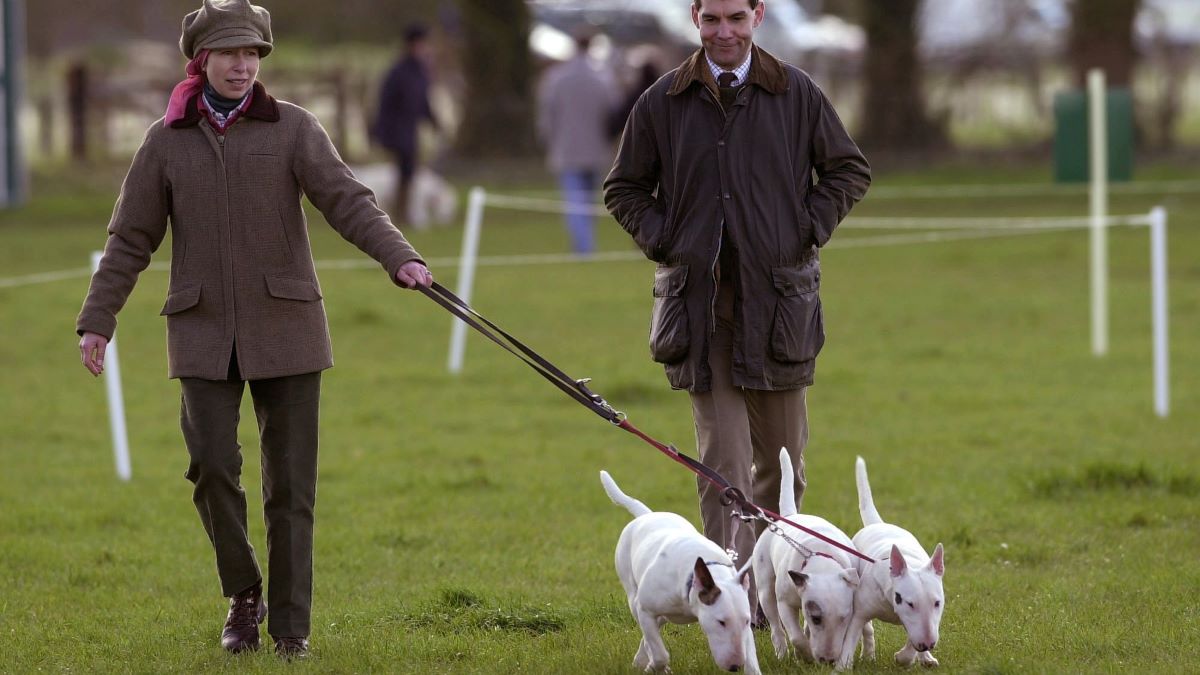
721;487;766;524
576;377;626;425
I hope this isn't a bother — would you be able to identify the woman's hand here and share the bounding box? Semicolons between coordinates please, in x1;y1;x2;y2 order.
395;260;433;289
79;331;109;376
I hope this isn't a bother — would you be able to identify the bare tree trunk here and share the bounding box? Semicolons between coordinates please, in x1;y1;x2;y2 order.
455;0;536;158
858;0;945;153
1068;0;1142;87
67;63;88;161
1155;44;1186;150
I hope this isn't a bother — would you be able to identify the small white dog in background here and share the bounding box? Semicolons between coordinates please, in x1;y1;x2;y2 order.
752;448;861;666
406;166;458;229
600;470;761;674
839;456;946;670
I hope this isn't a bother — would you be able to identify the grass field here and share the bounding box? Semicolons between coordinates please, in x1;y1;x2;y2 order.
0;161;1197;674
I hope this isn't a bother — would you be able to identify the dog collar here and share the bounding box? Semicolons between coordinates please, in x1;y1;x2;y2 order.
684;561;735;595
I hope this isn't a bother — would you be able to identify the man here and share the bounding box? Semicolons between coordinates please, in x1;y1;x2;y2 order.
374;23;440;225
603;0;870;588
536;26;618;254
76;0;432;659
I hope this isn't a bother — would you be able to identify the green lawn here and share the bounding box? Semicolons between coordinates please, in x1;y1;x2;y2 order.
0;162;1196;673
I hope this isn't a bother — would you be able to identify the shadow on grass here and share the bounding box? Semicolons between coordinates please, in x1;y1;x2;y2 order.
1030;461;1200;499
393;587;566;636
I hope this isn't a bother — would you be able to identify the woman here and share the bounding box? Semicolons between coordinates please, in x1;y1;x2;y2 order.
76;0;432;659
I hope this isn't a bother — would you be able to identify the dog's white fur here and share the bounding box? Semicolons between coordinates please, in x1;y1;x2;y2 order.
751;448;861;665
600;470;761;674
838;456;946;670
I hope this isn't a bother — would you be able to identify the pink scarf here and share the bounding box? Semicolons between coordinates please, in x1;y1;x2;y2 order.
165;50;209;125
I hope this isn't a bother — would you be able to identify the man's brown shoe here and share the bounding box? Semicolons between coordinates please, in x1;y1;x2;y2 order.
273;636;310;660
220;583;267;653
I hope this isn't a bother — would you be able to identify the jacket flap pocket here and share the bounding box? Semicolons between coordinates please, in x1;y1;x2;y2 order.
159;283;202;316
772;262;819;297
265;275;322;301
653;264;689;298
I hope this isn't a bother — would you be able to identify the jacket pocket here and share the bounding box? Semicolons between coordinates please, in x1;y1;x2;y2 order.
649;264;689;364
159;283;202;316
769;262;824;363
265;275;323;302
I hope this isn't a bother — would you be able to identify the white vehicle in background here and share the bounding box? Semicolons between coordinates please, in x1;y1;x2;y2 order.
528;0;864;82
918;0;1070;66
1136;0;1200;48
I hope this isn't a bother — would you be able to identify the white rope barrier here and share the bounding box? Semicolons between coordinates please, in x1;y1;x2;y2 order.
499;179;1200;201
0;212;1158;291
829;225;1084;248
867;179;1200;200
843;214;1151;230
480;192;611;217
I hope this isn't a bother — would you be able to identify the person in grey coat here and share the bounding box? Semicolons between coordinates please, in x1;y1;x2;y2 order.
537;27;619;254
604;0;870;610
76;0;432;659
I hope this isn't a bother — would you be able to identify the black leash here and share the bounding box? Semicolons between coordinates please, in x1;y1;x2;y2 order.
417;281;875;563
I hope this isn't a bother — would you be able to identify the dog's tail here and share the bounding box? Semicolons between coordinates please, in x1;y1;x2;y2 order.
778;448;798;517
855;456;884;526
600;470;652;518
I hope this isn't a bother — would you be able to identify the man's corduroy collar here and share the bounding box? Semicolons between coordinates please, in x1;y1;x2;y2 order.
667;44;788;98
169;81;280;128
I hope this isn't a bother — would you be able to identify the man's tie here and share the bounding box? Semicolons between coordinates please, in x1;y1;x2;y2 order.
717;71;739;111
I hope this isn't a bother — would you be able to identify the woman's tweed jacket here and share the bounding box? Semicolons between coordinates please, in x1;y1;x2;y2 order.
77;83;423;380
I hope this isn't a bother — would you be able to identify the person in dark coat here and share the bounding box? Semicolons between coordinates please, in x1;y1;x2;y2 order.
608;60;662;139
604;0;870;608
374;23;440;224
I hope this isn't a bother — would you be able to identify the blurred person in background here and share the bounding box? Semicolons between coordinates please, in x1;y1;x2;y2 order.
374;22;441;226
75;0;432;659
604;0;870;613
537;25;619;255
608;59;662;139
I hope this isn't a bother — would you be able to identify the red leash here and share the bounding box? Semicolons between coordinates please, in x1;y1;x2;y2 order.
419;282;876;564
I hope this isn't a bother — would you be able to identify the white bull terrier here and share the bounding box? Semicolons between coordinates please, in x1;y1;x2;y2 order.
838;456;945;670
600;470;761;674
752;448;861;665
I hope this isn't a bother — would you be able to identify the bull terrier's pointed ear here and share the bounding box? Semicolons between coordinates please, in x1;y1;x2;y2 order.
694;558;722;605
929;543;945;577
787;570;809;589
840;568;861;588
694;557;715;588
736;560;753;589
889;544;907;578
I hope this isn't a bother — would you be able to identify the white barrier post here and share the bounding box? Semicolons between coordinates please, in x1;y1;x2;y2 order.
91;251;132;481
448;186;486;374
1149;207;1170;417
1088;68;1109;356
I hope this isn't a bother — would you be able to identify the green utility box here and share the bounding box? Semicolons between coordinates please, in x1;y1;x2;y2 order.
1053;88;1134;183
